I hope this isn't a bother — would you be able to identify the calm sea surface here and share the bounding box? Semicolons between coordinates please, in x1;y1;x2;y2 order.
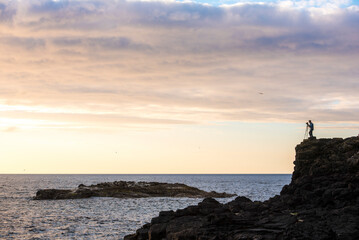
0;174;291;239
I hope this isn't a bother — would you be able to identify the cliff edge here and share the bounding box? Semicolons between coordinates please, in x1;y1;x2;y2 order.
125;137;359;240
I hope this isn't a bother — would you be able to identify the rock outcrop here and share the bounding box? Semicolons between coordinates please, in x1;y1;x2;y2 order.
34;181;236;200
125;137;359;240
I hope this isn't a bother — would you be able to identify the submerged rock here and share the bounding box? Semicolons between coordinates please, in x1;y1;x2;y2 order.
34;181;236;200
125;137;359;240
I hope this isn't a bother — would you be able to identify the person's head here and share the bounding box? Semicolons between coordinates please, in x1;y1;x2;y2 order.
309;120;312;123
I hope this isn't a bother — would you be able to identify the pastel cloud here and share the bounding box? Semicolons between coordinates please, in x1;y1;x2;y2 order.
0;0;358;130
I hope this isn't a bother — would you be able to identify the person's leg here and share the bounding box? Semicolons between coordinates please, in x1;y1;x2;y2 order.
309;129;313;137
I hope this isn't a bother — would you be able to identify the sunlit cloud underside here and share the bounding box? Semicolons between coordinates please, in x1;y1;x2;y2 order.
1;0;359;132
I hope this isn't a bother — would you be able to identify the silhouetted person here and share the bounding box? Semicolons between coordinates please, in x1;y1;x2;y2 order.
306;120;314;138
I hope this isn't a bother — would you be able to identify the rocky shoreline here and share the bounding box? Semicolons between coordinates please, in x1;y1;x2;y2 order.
34;181;236;200
125;137;359;240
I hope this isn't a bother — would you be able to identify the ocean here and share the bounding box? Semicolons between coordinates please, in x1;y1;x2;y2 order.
0;174;291;239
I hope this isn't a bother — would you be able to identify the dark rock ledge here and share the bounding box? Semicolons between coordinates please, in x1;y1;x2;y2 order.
34;181;236;200
125;137;359;240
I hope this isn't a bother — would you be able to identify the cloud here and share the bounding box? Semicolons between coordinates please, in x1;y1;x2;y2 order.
0;0;358;129
0;37;46;49
52;36;152;52
0;1;16;22
3;126;18;132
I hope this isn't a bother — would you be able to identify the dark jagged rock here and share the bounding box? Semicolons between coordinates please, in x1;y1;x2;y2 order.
125;137;359;240
34;181;236;200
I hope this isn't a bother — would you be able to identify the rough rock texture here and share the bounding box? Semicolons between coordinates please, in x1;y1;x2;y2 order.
125;137;359;240
34;181;236;200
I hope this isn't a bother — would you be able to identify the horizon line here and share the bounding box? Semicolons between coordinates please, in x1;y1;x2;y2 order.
0;173;292;175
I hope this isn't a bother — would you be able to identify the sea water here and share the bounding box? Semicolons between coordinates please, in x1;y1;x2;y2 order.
0;174;291;239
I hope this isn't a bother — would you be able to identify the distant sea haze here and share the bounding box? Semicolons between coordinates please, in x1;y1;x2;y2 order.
0;174;291;239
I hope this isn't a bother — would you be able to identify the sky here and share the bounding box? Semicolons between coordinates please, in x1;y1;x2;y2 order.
0;0;359;174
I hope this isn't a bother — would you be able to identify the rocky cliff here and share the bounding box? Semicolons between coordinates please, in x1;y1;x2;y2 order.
125;137;359;240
